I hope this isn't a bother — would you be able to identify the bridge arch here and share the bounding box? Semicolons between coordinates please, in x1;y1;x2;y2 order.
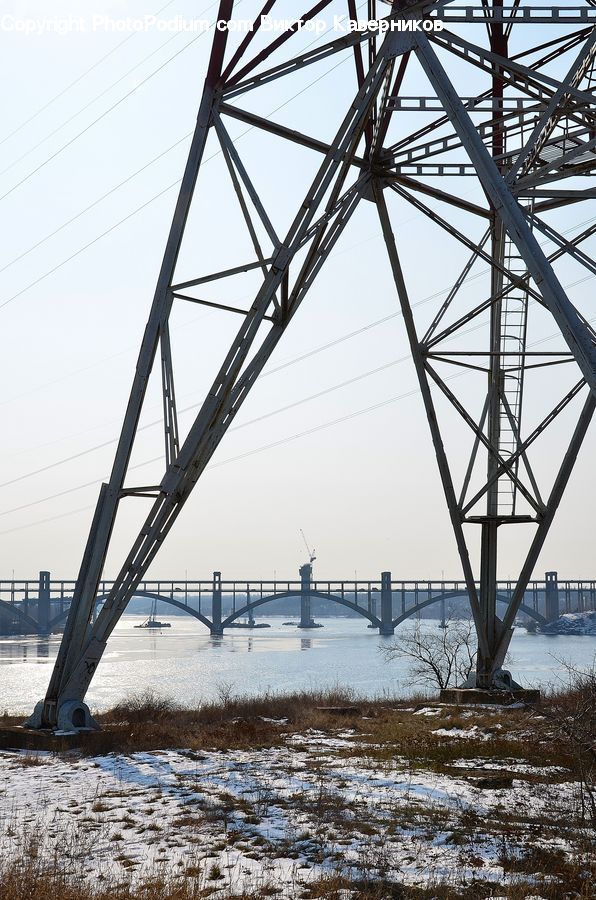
46;587;547;634
0;598;44;634
130;592;214;630
48;590;214;632
221;591;382;629
391;590;547;628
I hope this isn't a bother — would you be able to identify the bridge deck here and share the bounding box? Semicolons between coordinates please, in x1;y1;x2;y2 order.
0;574;594;636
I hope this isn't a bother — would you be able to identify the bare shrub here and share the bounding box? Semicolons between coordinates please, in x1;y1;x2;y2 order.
95;686;364;754
542;660;596;825
382;619;477;691
214;680;236;708
13;752;51;767
110;690;181;724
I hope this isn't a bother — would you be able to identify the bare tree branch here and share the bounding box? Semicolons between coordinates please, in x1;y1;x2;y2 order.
382;618;477;691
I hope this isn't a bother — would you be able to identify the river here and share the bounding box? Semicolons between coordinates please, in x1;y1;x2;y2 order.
0;617;594;715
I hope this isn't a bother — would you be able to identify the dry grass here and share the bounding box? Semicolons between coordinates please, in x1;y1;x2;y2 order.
0;682;590;770
93;687;538;765
0;866;215;899
0;682;594;899
11;751;51;767
92;687;373;753
0;863;594;900
302;873;596;899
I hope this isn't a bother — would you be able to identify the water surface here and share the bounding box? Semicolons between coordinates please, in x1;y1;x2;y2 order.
0;617;594;715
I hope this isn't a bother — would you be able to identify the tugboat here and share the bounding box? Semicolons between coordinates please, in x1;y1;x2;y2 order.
227;591;271;628
135;599;172;629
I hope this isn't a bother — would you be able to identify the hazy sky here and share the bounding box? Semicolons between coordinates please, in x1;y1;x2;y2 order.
1;0;595;583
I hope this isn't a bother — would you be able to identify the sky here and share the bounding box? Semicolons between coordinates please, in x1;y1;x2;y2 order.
0;0;595;584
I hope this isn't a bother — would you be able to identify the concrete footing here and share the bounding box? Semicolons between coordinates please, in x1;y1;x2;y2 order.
440;687;540;705
0;726;115;752
24;699;99;732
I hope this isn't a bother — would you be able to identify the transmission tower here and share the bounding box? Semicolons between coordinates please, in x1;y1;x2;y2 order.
28;0;596;729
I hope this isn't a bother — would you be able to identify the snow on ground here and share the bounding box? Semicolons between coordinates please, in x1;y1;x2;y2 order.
447;759;571;776
0;731;584;895
432;725;493;740
538;610;596;635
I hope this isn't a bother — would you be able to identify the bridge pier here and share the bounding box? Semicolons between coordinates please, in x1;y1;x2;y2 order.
380;571;394;635
210;571;223;635
368;593;377;619
545;571;560;623
299;563;319;628
38;571;51;634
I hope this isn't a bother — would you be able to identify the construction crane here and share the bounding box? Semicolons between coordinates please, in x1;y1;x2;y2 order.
300;530;316;566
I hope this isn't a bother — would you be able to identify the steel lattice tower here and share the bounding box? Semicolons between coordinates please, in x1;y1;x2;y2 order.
29;0;596;729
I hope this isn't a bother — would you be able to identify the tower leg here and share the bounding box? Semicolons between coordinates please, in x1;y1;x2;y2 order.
476;523;501;688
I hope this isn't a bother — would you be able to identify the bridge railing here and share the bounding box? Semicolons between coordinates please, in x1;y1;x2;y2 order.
2;575;596;620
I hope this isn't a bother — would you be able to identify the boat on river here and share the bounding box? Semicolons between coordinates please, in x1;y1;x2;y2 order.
135;599;172;629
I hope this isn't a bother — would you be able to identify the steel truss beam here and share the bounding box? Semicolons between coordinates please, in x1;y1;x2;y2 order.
431;7;596;25
30;1;596;727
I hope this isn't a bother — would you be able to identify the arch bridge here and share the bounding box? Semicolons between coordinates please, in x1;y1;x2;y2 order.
0;568;590;637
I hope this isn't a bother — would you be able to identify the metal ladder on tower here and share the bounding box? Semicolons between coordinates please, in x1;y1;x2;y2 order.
497;228;531;516
493;46;596;518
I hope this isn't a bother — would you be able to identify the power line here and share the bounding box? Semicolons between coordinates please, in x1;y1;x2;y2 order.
0;268;470;483
0;0;356;297
2;6;593;530
2;303;594;536
0;380;430;533
0;53;350;312
2;227;594;486
0;17;220;205
1;0;342;170
0;27;183;180
0;355;412;491
0;0;181;152
2;286;593;509
0;504;95;536
0;211;428;404
1;196;591;430
0;0;290;209
212;388;424;469
0;132;192;280
0;3;246;281
0;179;179;311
